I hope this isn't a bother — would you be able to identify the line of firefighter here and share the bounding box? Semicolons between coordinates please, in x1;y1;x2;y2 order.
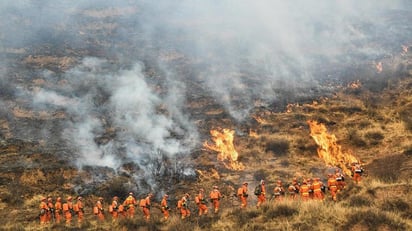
38;163;364;225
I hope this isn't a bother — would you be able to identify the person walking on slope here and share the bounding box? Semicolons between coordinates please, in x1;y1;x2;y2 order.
195;188;208;216
160;194;170;221
109;196;120;222
75;196;85;226
300;180;310;201
94;197;105;221
255;180;266;208
62;196;74;226
46;197;54;223
123;192;137;218
335;168;346;190
209;185;222;213
327;174;339;202
352;162;364;184
312;178;324;200
39;197;49;225
273;180;285;202
140;193;153;221
54;197;62;224
237;182;249;208
178;193;191;220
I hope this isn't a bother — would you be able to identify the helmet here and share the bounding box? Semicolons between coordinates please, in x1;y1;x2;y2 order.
77;196;82;201
41;197;47;201
113;196;119;200
164;194;169;198
302;180;307;184
243;182;248;185
57;197;61;201
199;188;204;192
260;180;265;185
129;192;133;195
67;196;72;201
98;197;103;200
47;197;52;202
213;185;218;189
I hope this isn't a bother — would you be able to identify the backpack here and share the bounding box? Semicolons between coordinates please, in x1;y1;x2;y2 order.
254;185;262;196
73;204;79;212
62;203;69;211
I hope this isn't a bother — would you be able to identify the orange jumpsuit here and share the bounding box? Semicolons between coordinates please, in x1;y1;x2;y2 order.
62;200;73;225
328;177;338;201
54;198;62;224
195;192;208;216
300;184;310;201
123;195;137;218
110;199;119;221
238;184;249;208
178;196;190;219
352;164;363;184
47;199;54;223
287;184;298;200
39;200;48;225
312;180;324;200
160;196;170;220
141;196;152;221
273;183;285;201
209;189;222;213
76;200;84;224
257;183;266;208
335;171;346;190
96;200;105;221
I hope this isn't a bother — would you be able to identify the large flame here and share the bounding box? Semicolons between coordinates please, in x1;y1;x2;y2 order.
307;120;359;176
203;128;245;170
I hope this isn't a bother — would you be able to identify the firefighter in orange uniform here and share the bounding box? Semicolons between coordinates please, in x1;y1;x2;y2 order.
141;193;153;221
39;197;49;225
335;168;346;190
160;194;170;221
300;180;310;201
273;180;285;201
109;196;119;222
95;197;105;221
123;192;137;218
238;182;249;208
352;162;363;184
54;197;62;224
62;196;74;225
46;197;54;223
209;185;222;213
312;178;324;200
287;180;298;200
256;180;266;208
178;193;191;220
195;188;208;216
75;196;85;225
327;174;339;201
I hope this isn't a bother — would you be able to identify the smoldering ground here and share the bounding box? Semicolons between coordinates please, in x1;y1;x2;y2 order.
0;0;411;194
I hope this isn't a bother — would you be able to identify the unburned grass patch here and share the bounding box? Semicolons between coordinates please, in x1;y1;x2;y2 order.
263;204;298;221
380;198;410;212
344;195;373;207
341;210;407;231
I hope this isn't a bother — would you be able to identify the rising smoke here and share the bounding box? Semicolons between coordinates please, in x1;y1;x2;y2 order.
1;0;411;192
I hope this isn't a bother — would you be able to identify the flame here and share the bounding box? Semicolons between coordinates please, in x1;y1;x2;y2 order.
375;61;383;73
252;115;268;125
203;128;245;170
307;120;359;176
